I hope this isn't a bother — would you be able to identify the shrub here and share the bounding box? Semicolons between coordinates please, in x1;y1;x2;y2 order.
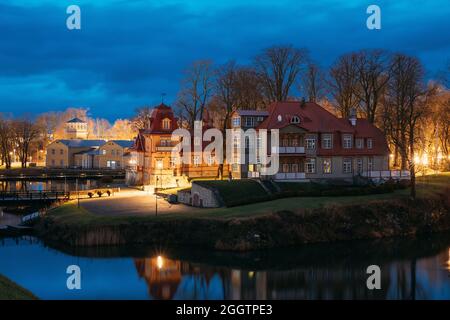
97;191;103;197
88;192;94;198
106;190;111;196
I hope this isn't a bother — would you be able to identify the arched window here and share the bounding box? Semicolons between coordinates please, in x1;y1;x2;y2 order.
291;116;301;124
162;118;171;130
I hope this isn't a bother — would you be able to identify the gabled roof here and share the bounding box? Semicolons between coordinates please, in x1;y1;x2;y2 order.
235;110;269;117
57;139;106;148
110;140;134;148
258;101;353;132
66;117;86;123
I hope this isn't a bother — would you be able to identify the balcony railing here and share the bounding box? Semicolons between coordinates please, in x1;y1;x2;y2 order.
274;172;306;180
277;146;305;154
155;145;176;152
361;170;410;179
247;171;260;178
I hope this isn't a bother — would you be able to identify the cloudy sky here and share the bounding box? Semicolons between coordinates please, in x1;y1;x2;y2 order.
0;0;449;121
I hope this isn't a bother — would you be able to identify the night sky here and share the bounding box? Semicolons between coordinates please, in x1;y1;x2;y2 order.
0;0;449;121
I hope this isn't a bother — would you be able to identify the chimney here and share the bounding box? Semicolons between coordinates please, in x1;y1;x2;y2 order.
349;108;357;126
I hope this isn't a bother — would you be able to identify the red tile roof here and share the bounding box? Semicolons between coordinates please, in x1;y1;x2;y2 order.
257;101;389;156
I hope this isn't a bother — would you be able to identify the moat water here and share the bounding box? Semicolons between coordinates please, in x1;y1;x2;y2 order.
0;234;450;300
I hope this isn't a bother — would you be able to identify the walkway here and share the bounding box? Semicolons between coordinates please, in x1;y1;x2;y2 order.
80;188;196;217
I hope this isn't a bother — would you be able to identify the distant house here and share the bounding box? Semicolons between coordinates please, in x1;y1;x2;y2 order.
46;139;105;168
65;117;88;139
46;139;133;169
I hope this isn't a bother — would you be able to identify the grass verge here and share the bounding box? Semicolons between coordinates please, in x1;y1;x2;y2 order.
0;274;37;300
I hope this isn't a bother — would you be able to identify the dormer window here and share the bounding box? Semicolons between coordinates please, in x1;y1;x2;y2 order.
291;116;300;124
162;118;171;130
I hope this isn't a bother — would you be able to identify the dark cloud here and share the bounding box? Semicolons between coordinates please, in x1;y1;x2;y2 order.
0;0;448;120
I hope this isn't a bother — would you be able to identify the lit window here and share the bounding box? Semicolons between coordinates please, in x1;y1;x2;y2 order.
356;138;364;149
232;117;241;127
323;158;332;174
322;134;332;149
162;118;171;130
169;157;176;167
207;154;214;166
193;155;201;167
367;138;373;149
305;138;316;150
343;135;353;149
305;158;316;173
343;158;352;173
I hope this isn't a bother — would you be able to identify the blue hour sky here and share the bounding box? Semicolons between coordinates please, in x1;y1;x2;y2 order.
0;0;449;121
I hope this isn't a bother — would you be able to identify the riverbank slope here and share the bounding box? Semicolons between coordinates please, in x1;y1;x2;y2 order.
0;274;38;300
36;174;450;251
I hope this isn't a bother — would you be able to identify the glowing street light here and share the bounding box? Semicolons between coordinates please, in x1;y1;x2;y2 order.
157;255;164;270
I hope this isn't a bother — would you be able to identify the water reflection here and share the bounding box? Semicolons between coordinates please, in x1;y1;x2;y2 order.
0;235;450;300
0;179;99;192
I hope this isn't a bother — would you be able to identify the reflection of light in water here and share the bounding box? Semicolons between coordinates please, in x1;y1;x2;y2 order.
157;256;164;270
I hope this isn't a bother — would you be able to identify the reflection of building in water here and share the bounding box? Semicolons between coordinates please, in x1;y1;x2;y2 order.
134;252;450;300
134;256;182;300
134;256;224;300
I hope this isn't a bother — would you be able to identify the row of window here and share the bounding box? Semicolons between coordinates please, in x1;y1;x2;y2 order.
50;149;64;155
232;116;266;128
288;135;373;150
155;155;216;169
101;149;123;156
281;157;374;174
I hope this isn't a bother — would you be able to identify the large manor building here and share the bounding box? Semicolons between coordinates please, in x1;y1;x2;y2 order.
125;101;395;188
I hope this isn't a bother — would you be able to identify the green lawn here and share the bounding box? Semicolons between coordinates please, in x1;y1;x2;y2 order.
0;275;37;300
45;173;449;225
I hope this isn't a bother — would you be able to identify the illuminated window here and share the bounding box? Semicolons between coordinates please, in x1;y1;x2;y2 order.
367;138;373;149
323;158;332;174
162;118;171;130
193;155;201;167
232;117;241;127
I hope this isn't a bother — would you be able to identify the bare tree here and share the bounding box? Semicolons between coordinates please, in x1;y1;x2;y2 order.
354;50;390;123
234;67;266;109
12;117;40;168
383;54;427;199
0;115;13;168
300;62;326;102
254;45;307;102
132;106;153;130
177;60;214;128
328;53;360;118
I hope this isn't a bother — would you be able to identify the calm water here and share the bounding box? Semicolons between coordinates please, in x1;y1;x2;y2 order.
0;179;100;192
0;235;449;300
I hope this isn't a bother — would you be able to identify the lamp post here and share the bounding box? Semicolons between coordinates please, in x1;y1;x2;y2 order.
155;160;163;216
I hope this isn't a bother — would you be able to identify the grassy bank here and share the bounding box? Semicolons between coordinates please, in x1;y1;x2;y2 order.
0;275;37;300
36;174;450;250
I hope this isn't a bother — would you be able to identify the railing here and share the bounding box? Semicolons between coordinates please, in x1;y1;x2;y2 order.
274;172;306;180
278;146;305;154
248;172;260;178
155;145;176;152
361;170;410;179
0;191;70;201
